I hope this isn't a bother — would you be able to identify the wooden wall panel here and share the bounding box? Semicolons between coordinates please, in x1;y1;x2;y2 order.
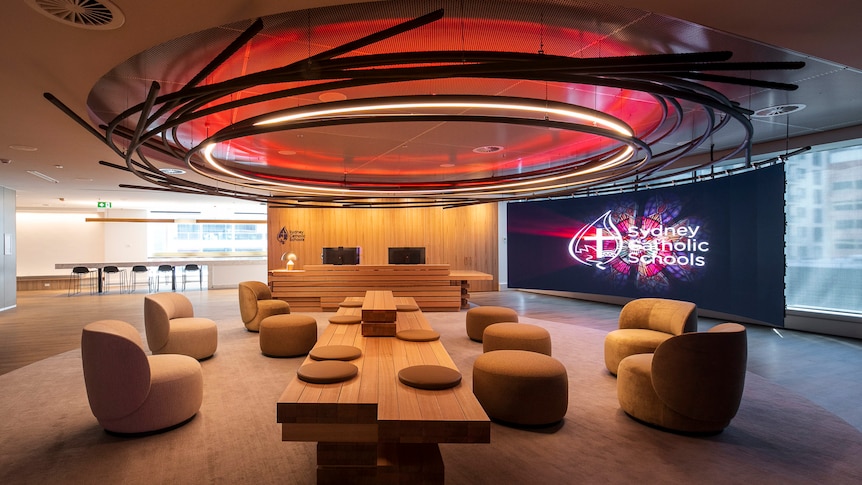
267;205;497;290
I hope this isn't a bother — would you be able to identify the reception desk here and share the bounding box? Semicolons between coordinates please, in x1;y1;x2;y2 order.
269;264;493;312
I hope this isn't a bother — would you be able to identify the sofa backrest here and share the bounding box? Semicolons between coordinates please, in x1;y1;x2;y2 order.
81;320;151;421
238;281;270;324
618;298;697;335
144;293;195;351
651;322;748;422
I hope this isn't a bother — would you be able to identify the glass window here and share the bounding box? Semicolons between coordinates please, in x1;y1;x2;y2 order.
786;144;862;313
147;221;266;257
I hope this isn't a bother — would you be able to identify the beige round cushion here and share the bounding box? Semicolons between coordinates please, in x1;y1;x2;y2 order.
339;299;364;308
473;350;568;426
398;365;462;390
309;345;362;361
396;303;420;312
259;314;318;357
329;315;362;325
466;306;519;342
395;329;440;342
483;323;552;356
297;361;358;384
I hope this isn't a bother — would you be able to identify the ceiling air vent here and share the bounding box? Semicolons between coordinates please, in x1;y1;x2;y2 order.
472;145;504;153
25;0;125;30
751;104;807;118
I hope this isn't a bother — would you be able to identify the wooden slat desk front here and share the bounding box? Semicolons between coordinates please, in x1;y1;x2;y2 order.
277;291;490;483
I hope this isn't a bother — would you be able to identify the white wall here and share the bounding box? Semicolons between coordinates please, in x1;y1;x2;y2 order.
17;211;105;276
17;210;152;276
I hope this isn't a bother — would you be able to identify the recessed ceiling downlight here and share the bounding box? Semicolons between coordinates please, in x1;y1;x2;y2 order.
472;145;504;153
25;0;125;30
160;168;186;175
751;104;807;118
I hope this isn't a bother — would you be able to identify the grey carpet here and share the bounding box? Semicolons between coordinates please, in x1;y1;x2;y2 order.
1;311;860;484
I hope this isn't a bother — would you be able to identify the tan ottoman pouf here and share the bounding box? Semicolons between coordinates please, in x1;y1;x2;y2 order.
483;322;552;355
466;306;519;342
259;314;318;357
473;350;568;426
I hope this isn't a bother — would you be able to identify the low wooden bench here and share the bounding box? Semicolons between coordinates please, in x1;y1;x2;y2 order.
277;292;490;483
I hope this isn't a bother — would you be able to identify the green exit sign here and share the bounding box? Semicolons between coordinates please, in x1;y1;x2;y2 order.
97;201;112;208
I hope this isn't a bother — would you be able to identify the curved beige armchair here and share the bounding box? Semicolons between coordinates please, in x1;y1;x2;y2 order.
81;320;203;434
238;280;290;332
144;292;218;360
603;298;697;375
616;323;747;434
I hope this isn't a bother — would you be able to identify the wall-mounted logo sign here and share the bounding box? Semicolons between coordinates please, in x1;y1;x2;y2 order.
277;227;306;244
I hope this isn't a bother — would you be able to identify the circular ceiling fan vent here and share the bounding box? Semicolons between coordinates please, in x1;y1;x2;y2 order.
751;104;807;118
25;0;125;30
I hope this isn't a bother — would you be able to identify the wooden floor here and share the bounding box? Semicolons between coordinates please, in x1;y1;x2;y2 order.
2;288;861;431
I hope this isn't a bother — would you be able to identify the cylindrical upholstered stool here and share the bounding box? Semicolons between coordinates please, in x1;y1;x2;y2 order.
473;350;568;426
483;322;552;355
259;314;318;357
465;306;519;342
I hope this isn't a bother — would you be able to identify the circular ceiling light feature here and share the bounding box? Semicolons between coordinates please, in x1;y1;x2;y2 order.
751;104;807;118
159;168;186;175
25;0;125;30
76;1;804;208
473;146;504;154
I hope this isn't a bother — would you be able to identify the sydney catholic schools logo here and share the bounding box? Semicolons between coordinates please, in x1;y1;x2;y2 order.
568;211;622;270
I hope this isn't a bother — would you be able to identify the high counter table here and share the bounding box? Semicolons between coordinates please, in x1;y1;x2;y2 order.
56;257;265;292
277;293;490;483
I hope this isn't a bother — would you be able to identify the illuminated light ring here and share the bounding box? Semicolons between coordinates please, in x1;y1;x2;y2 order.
188;109;649;198
187;95;644;195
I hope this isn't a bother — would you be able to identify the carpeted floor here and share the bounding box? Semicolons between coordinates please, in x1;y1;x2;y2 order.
1;309;861;484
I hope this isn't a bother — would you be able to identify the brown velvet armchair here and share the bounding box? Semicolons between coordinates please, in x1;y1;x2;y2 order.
603;298;698;375
81;319;203;434
238;280;290;332
144;292;218;360
616;322;748;434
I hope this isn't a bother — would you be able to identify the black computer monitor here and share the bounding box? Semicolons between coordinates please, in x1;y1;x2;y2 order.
388;247;426;265
321;246;360;265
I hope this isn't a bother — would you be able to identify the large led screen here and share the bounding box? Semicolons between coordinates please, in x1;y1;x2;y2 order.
507;164;785;325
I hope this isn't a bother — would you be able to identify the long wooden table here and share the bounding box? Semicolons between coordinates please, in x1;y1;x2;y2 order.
269;264;493;312
277;291;490;484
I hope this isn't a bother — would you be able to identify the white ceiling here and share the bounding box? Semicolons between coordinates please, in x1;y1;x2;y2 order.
1;0;861;213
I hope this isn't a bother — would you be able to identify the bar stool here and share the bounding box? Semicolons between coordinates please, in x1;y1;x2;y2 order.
102;265;126;294
127;265;151;293
182;264;202;291
154;264;174;292
68;266;95;296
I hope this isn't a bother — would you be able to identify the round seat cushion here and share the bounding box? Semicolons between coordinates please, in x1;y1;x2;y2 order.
297;361;358;384
603;328;674;375
259;314;318;357
483;322;552;355
309;345;362;361
339;299;364;308
465;306;519;342
396;303;420;312
329;315;362;325
395;329;440;342
398;365;462;390
473;350;568;426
